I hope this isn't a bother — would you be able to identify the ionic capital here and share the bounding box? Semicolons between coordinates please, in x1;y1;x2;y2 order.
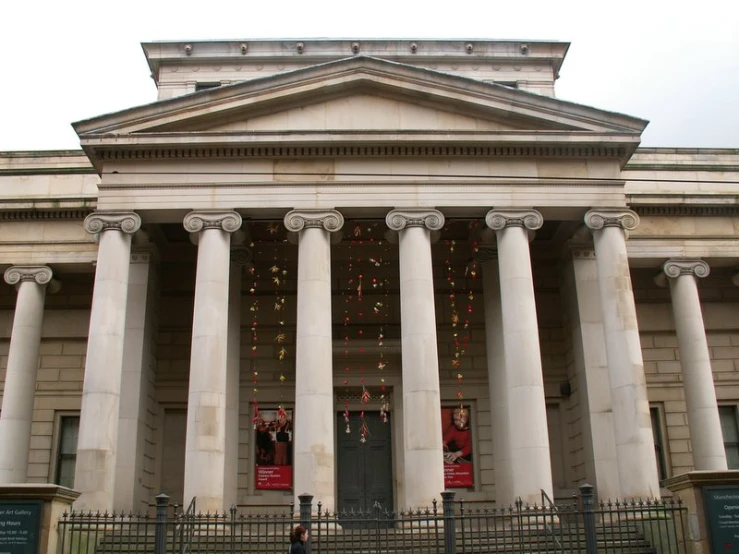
84;212;141;236
230;247;253;266
385;209;444;232
183;211;242;235
485;209;543;232
474;246;498;265
663;259;710;279
584;209;639;232
4;266;53;287
283;209;344;234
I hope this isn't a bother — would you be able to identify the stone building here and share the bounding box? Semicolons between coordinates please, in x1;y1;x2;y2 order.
0;39;737;515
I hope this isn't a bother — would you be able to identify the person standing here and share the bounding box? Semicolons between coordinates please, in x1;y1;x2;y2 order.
289;525;308;554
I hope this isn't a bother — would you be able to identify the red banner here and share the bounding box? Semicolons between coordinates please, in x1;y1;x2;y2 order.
441;406;474;488
254;408;293;490
255;465;293;490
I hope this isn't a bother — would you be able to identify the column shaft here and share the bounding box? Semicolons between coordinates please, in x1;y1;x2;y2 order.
664;260;726;470
587;210;659;499
0;267;51;483
183;225;233;512
387;209;445;509
76;212;140;510
285;210;343;510
294;227;334;505
488;211;552;505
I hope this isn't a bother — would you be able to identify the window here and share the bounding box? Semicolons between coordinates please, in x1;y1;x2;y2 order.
650;406;668;481
195;82;221;92
55;416;79;488
719;406;739;469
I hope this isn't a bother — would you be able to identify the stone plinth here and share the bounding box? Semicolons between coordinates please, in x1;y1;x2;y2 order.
665;470;739;554
0;484;79;554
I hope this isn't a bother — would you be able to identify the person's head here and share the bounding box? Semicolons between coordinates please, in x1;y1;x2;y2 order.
453;407;469;430
291;525;308;543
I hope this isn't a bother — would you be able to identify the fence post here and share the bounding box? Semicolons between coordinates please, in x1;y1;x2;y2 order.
298;493;314;554
155;493;169;554
441;491;456;554
580;484;597;554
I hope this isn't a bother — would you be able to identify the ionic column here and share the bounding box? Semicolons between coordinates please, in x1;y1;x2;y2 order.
182;211;242;512
485;209;553;504
0;266;53;484
386;209;445;509
225;246;251;508
76;212;141;511
585;209;659;498
477;247;514;504
284;209;344;510
660;260;726;470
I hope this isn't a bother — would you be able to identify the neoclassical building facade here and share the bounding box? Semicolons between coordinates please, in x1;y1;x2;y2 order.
0;39;737;515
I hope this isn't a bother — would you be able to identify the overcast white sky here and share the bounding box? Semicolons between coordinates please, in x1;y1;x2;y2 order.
1;0;738;151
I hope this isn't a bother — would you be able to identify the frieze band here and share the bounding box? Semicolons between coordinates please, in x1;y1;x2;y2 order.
385;209;444;232
84;212;142;235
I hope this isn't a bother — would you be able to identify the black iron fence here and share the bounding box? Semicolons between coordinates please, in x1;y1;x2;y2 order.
58;484;687;554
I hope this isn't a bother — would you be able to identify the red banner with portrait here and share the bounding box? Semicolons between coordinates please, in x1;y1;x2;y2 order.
254;408;293;490
441;406;474;488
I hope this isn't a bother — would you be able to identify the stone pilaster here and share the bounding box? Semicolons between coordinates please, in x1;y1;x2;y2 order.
585;209;659;499
76;212;141;511
566;247;621;500
284;209;343;510
182;211;242;512
485;209;553;504
477;247;514;504
225;246;251;508
659;259;726;470
0;266;53;484
386;208;445;509
114;243;158;512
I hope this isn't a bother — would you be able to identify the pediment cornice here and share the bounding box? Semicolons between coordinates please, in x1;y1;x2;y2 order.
74;56;647;137
89;136;633;164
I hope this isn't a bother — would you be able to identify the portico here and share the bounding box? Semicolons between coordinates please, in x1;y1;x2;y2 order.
0;39;736;516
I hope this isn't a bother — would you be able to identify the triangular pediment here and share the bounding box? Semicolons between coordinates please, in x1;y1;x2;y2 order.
74;56;648;140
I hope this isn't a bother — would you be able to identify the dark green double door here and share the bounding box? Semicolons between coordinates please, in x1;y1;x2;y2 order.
336;411;393;515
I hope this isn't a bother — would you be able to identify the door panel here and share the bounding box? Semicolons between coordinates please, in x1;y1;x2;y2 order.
337;411;393;516
160;409;187;505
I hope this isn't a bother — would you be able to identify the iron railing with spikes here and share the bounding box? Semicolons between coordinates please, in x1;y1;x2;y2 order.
57;485;687;554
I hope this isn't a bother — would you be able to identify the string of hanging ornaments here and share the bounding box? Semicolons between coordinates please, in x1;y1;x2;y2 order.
342;222;392;443
444;228;479;410
249;244;260;429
